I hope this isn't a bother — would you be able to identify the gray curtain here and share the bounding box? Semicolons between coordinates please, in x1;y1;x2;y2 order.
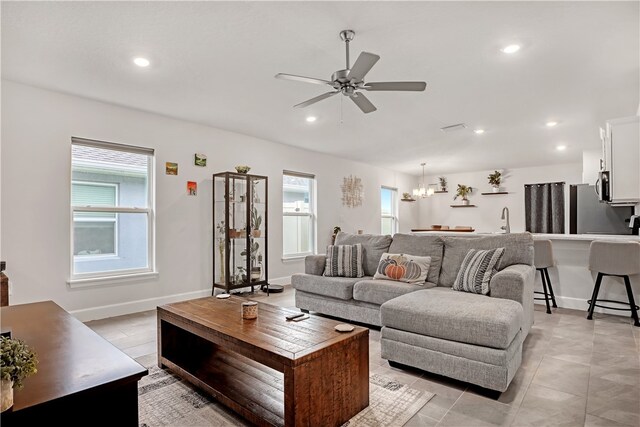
525;182;565;233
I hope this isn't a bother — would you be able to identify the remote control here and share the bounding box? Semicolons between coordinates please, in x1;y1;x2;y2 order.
286;313;305;321
291;314;310;322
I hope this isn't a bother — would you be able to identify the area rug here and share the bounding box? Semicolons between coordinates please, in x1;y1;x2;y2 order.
138;366;434;427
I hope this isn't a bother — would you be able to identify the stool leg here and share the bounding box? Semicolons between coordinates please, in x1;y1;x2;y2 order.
540;268;551;314
543;268;558;308
587;273;603;320
622;275;640;327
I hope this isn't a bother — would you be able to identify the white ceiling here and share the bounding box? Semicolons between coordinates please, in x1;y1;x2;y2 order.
2;1;638;175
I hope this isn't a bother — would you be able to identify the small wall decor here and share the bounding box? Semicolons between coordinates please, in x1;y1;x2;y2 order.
166;162;178;175
187;181;197;196
341;175;363;208
194;153;207;167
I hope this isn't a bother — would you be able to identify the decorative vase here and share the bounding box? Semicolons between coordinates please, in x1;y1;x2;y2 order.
1;379;13;413
251;229;261;238
251;267;262;281
241;301;258;319
492;186;500;193
462;199;470;206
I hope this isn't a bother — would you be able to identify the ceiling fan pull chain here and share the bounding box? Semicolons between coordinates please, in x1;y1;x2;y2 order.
340;95;344;124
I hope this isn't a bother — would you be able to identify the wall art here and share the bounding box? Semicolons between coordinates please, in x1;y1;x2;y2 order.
341;175;363;208
194;153;207;167
187;181;197;196
166;162;178;175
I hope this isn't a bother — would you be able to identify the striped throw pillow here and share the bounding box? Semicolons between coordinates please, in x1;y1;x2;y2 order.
453;248;505;295
324;244;364;278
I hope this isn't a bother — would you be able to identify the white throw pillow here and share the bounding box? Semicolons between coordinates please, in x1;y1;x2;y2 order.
373;253;431;284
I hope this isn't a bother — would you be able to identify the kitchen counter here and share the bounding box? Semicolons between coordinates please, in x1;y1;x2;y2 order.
532;233;639;242
411;230;639;241
410;230;639;317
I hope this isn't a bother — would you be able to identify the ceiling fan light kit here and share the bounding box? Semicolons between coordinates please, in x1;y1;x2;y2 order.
275;30;427;114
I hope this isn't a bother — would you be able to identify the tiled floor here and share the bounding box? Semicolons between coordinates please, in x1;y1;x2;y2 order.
85;288;640;427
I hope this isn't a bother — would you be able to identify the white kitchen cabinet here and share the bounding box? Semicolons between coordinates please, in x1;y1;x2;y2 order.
603;116;640;205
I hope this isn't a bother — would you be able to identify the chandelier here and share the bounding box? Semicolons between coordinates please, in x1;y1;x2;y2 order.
413;163;434;198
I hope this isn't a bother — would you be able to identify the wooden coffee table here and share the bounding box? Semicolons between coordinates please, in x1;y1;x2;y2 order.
157;296;369;427
0;301;147;425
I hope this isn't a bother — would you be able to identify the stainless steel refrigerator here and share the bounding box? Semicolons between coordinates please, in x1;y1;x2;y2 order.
569;184;634;235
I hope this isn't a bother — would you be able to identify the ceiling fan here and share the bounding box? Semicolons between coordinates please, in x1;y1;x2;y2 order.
275;30;427;114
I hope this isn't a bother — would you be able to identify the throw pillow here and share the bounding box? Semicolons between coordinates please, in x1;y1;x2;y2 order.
373;253;431;284
453;247;506;295
324;244;364;278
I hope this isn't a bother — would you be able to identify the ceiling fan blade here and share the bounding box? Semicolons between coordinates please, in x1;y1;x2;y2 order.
363;81;427;91
294;91;339;109
347;52;380;82
275;73;332;86
350;92;377;114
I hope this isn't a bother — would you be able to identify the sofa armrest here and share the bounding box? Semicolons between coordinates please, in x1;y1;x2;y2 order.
305;255;326;276
490;264;535;336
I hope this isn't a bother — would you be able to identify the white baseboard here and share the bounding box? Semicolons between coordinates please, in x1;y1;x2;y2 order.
70;289;211;322
534;295;633;317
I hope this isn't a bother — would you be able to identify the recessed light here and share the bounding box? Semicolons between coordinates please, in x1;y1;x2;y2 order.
556;145;567;151
133;57;150;67
546;121;558;127
474;129;485;134
306;116;317;123
501;44;521;54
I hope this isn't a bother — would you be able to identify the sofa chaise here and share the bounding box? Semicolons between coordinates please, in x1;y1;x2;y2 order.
291;232;535;391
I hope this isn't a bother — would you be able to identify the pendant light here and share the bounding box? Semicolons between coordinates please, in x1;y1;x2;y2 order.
413;163;427;199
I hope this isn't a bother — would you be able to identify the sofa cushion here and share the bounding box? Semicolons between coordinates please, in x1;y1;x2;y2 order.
335;232;393;277
324;244;364;278
452;248;505;295
380;288;522;349
291;274;371;300
439;233;534;287
373;253;431;284
388;234;444;284
353;279;435;305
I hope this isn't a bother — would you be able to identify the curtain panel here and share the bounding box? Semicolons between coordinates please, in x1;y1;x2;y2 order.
525;182;565;234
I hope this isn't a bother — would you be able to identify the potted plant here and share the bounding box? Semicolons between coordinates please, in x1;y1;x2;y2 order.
216;221;226;282
332;226;341;244
251;207;262;237
488;170;502;192
1;336;38;412
438;176;447;192
401;192;415;201
454;184;474;205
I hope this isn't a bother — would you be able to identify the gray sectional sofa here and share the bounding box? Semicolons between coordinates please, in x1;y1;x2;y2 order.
291;232;535;391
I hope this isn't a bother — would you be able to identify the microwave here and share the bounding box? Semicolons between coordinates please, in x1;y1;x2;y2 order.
596;171;610;202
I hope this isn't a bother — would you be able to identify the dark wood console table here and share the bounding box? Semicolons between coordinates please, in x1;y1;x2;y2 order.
0;301;147;425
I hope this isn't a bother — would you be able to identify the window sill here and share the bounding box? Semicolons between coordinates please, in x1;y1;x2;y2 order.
281;255;311;262
67;271;159;288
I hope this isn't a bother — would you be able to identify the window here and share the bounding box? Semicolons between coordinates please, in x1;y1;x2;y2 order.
70;138;155;281
283;171;315;258
381;186;398;235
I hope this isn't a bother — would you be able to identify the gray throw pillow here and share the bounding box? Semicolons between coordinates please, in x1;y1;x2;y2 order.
452;247;505;295
324;244;364;278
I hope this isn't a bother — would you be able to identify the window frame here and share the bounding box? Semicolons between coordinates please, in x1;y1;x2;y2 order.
282;171;316;259
69;137;156;284
381;186;399;235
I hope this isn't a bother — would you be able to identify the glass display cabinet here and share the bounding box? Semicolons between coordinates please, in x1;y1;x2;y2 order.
212;172;269;294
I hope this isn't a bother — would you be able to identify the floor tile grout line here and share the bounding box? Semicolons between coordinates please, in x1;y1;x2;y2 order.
434;385;468;425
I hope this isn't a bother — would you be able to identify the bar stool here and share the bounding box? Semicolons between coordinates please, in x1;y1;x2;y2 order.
587;240;640;327
534;240;558;314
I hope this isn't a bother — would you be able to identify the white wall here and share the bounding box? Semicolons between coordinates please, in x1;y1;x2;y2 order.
0;80;418;319
417;163;583;232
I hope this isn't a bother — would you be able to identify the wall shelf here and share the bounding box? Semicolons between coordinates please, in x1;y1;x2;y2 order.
434;191;448;194
400;198;416;202
450;205;477;208
481;192;509;195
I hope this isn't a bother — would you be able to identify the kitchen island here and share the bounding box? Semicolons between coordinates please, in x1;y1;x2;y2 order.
411;231;640;317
